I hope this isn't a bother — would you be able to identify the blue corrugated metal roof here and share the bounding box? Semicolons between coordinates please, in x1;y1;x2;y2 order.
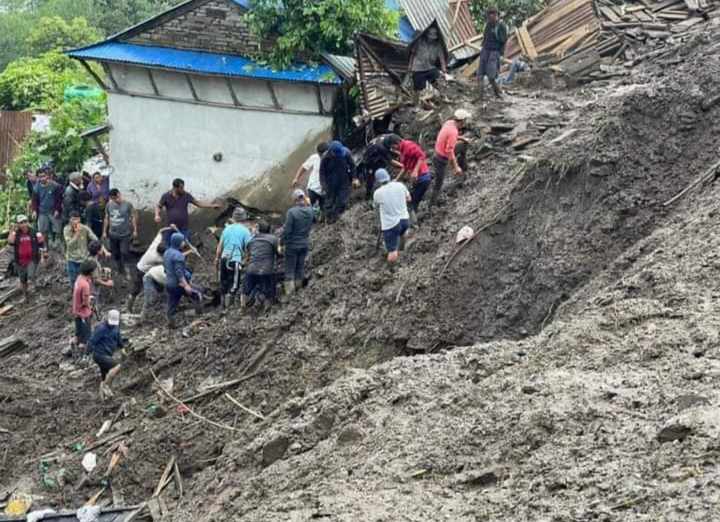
230;0;250;8
68;42;341;85
398;16;416;42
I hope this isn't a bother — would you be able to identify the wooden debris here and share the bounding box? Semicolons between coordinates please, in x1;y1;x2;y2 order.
181;370;263;404
84;427;134;453
663;158;720;206
225;393;266;420
0;335;27;358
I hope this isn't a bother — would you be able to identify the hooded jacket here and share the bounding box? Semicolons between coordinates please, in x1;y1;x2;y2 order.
320;141;356;193
163;232;186;289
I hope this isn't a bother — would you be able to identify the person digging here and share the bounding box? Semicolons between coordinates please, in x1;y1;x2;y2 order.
89;309;126;399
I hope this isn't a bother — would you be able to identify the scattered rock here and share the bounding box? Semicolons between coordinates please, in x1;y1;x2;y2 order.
675;394;710;411
657;423;692;443
454;470;499;488
262;435;290;467
522;385;539;395
337;426;364;446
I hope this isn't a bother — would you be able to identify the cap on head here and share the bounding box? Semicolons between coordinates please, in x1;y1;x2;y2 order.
16;214;28;224
292;188;306;201
69;171;82;181
170;232;186;249
454;109;471;121
107;309;120;326
375;168;391;184
231;207;248;223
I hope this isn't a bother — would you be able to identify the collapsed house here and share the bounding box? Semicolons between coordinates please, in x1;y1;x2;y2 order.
67;0;341;213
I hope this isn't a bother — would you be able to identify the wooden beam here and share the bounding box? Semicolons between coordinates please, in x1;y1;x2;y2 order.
147;69;160;96
315;85;325;115
185;74;200;101
266;81;281;109
225;77;241;106
106;88;328;117
78;59;109;91
518;23;538;59
101;63;122;92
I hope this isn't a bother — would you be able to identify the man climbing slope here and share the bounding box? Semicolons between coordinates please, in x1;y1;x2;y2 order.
431;109;471;208
282;189;315;297
89;309;126;400
215;207;253;308
373;169;411;265
320;141;357;223
164;232;201;328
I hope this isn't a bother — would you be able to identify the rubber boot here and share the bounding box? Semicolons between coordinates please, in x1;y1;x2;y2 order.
283;281;295;301
490;79;502;99
294;279;303;293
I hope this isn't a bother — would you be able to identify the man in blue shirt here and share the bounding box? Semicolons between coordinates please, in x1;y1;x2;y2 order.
89;309;125;399
163;232;201;328
214;207;253;308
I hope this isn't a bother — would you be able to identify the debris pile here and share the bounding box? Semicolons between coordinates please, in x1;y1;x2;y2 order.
466;0;720;83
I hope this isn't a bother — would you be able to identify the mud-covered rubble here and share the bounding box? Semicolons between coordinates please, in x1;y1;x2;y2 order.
4;22;720;521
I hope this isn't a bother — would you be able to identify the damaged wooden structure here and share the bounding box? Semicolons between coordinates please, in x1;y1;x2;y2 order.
464;0;718;82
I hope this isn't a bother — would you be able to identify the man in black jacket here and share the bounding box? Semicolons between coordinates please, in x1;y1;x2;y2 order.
63;171;85;225
281;189;315;297
320;141;357;223
478;7;508;103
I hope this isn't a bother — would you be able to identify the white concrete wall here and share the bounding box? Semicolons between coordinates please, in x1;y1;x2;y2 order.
105;65;336;213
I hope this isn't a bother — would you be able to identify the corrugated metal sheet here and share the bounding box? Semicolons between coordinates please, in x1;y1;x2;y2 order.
0;111;32;171
504;0;600;61
355;34;410;120
2;506;138;522
321;53;356;82
68;42;341;85
398;0;478;59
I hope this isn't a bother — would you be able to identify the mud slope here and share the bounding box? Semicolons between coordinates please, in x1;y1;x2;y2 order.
181;159;720;522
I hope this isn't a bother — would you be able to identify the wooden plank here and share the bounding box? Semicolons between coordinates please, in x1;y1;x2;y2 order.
101;63;121;92
554;25;592;57
147;70;160;96
266;81;281;109
685;0;700;10
79;60;109;91
518;23;538;59
651;0;685;12
184;74;199;101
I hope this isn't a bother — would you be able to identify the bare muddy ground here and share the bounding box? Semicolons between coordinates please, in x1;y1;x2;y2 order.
3;21;720;521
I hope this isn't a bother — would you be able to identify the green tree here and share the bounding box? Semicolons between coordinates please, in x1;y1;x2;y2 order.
0;51;90;110
0;12;34;71
247;0;399;68
470;0;545;34
26;16;102;55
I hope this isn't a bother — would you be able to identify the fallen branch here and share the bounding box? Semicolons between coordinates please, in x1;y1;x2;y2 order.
150;370;237;432
154;456;176;497
663;158;720;206
173;462;184;498
84;427;134;453
225;393;265;420
181;371;264;404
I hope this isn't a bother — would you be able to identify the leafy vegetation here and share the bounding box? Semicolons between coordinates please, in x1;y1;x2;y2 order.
247;0;399;68
26;16;102;56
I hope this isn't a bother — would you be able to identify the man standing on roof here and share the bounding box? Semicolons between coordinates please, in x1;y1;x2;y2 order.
281;189;315;297
319;141;357;223
215;207;253;308
373;169;411;264
386;136;432;216
409;25;448;92
478;7;508;103
155;178;222;244
293;142;328;215
431;109;471;208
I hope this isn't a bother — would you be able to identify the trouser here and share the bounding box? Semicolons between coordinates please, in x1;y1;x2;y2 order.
130;269;144;297
364;163;386;200
243;273;277;302
15;261;37;287
75;316;92;345
67;260;81;289
109;235;131;275
220;259;242;295
413;69;441;91
411;176;432;212
324;185;350;222
309;190;324;210
37;213;62;247
142;273;162;309
430;155;449;207
478;50;502;99
284;246;309;284
166;286;199;322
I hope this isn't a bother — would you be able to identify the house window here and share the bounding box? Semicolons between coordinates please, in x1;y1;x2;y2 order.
206;8;226;19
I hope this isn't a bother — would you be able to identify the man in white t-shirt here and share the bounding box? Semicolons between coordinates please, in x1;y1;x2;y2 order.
373;169;411;264
293;142;329;211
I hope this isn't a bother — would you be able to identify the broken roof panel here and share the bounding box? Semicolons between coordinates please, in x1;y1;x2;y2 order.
321;53;357;82
398;0;478;59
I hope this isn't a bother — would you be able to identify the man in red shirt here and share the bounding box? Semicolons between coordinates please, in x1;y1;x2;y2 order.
8;215;45;301
431;109;471;207
72;260;96;353
387;137;433;215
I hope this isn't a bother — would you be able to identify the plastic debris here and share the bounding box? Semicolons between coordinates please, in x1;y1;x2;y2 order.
4;494;32;516
82;452;98;473
456;226;475;244
27;509;57;522
77;505;101;522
